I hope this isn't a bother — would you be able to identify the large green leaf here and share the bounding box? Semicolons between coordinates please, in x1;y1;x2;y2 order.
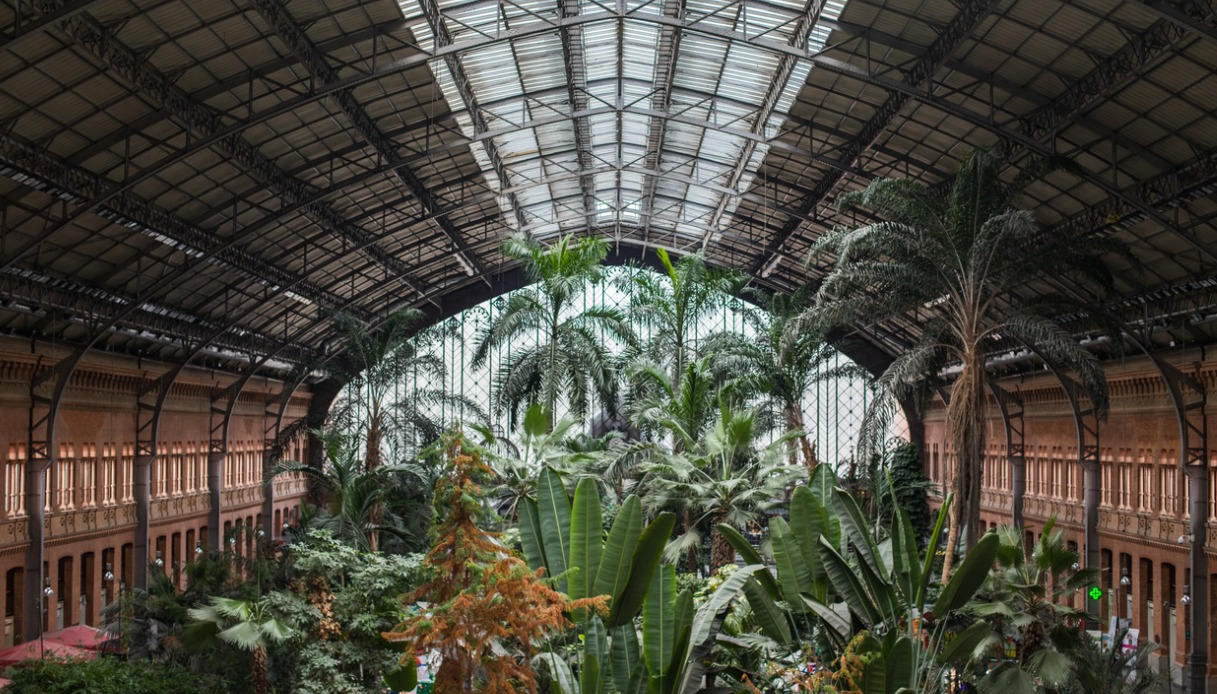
933;531;999;619
611;624;642;693
584;616;608;694
689;564;763;648
519;497;548;573
743;577;791;645
769;517;812;611
789;486;827;581
808;464;841;547
916;492;951;610
643;565;677;684
569;478;604;602
853;546;899;624
938;620;995;665
608;512;676;628
533;653;580;694
595;495;644;602
715;524;780;599
884;635;916;692
802;597;851;646
666;590;694;694
832;487;883;575
890;503;921;608
860;657;887;694
538;466;573;593
524;403;550;437
817;535;881;627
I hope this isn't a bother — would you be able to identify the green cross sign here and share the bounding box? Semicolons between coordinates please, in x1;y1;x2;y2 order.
1088;587;1104;601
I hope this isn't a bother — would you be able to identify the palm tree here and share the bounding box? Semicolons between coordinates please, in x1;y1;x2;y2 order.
472;234;634;429
960;519;1097;693
707;286;867;471
627;356;723;453
471;404;601;522
640;406;803;572
328;308;427;474
184;596;292;694
806;148;1114;580
621;249;744;394
273;431;425;551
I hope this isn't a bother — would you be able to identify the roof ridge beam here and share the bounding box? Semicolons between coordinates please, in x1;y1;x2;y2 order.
252;0;488;280
639;0;687;244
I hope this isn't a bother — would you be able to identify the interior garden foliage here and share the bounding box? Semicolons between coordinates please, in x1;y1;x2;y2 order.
39;150;1151;693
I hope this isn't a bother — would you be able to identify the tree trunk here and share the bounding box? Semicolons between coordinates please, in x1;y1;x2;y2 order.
683;509;700;574
940;495;960;585
941;348;987;582
252;645;270;694
710;526;736;573
790;407;818;473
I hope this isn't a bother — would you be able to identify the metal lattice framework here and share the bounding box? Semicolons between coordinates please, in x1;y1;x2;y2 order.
0;0;1210;376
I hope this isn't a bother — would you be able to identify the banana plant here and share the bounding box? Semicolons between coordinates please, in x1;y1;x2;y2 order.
534;563;766;694
520;466;675;627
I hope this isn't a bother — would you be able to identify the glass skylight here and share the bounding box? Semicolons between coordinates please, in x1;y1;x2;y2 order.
398;0;849;249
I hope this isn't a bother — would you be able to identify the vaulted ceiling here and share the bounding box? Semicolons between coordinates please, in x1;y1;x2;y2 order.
1;0;1215;376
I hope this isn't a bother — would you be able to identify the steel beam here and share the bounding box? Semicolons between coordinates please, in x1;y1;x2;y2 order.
0;134;354;317
1026;346;1101;617
251;0;486;280
557;0;598;231
0;0;99;53
986;378;1026;528
262;370;309;541
7;7;424;302
703;0;824;243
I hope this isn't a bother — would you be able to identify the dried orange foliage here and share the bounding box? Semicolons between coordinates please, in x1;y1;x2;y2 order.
384;434;605;693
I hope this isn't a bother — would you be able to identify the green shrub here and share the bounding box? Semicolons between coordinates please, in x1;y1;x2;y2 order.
4;656;223;694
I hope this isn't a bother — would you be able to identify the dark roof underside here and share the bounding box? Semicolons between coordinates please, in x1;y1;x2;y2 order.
0;0;1215;376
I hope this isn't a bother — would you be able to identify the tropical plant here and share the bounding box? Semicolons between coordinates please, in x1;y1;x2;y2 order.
2;657;223;694
183;596;293;694
639;405;805;572
273;430;427;551
474;404;603;522
384;432;605;693
806;147;1115;579
327;310;483;549
621;249;744;392
1066;628;1160;694
472;234;634;429
950;518;1097;694
265;529;424;694
706;286;866;471
627;356;724;453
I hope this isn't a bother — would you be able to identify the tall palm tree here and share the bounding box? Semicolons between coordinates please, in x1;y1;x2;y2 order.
273;431;425;551
472;234;634;429
640;406;803;572
622;249;745;393
184;596;292;694
806;148;1115;580
329;308;428;474
706;286;868;471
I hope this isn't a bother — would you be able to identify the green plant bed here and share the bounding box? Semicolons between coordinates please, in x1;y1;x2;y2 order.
3;655;224;694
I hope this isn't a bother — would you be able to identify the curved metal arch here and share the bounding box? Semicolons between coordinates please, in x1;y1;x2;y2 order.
986;377;1026;528
262;369;311;541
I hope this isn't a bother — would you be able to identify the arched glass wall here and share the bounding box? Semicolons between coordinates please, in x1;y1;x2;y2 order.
339;267;893;465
